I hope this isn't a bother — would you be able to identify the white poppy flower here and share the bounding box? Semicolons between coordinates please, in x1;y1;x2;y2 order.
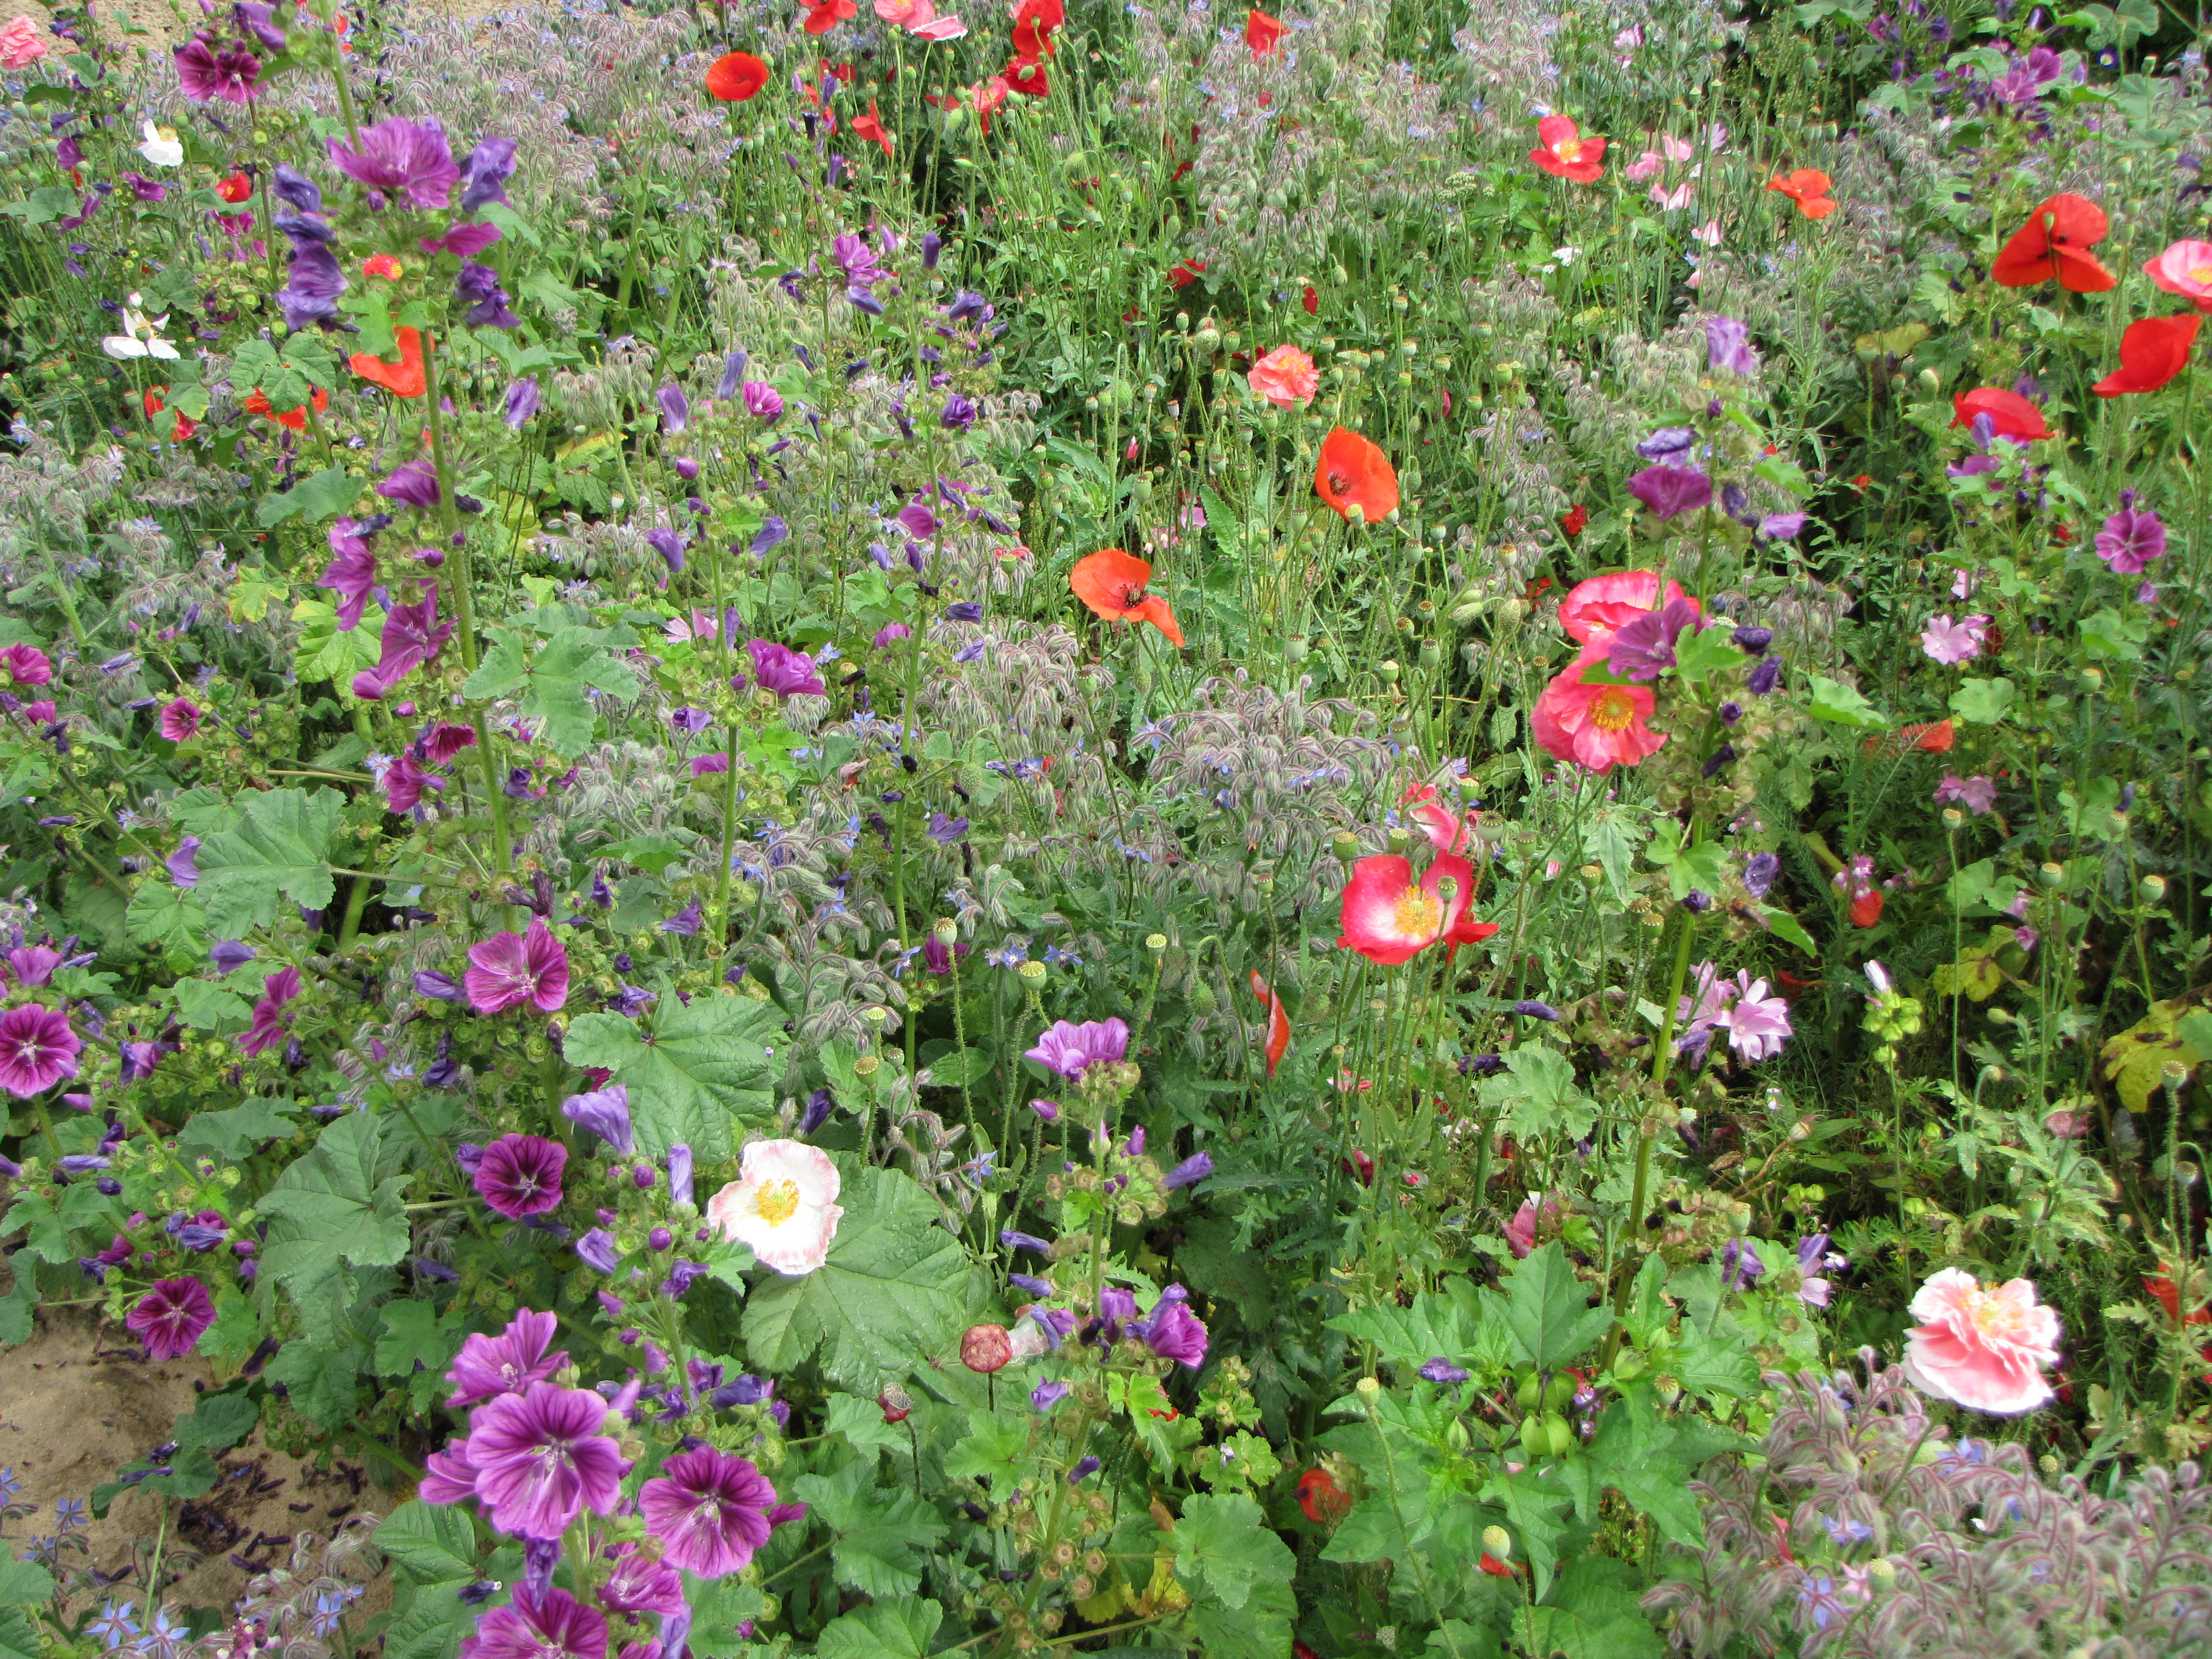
706;1139;843;1275
102;295;179;361
138;120;183;168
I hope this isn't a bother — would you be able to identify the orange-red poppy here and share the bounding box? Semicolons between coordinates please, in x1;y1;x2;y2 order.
1766;169;1837;220
1850;889;1884;927
363;253;402;279
706;50;770;100
1949;387;2048;442
1559;504;1587;538
1314;427;1399;524
244;385;329;431
172;410;196;441
1069;548;1185;646
1249;972;1290;1076
216;171;252;204
1866;719;1955;758
1530;114;1604;184
143;387;165;419
801;0;854;34
851;100;893;158
1297;1468;1351;1524
2093;313;2201;398
1005;54;1048;97
1478;1554;1522;1578
1167;258;1207;289
1992;192;2115;293
349;326;427;400
1245;7;1282;55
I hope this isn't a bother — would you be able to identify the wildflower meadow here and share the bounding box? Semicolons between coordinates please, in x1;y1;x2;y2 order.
4;0;2212;1653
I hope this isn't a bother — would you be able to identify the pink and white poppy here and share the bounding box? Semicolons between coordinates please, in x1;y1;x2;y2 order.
707;1139;844;1275
1902;1268;2061;1415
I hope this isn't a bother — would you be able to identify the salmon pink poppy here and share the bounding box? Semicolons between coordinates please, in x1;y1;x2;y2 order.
706;50;770;100
1401;782;1470;853
1949;387;2048;442
801;0;855;32
1530;115;1604;183
1247;344;1317;408
2145;239;2212;311
1336;852;1496;966
351;326;427;399
1556;570;1695;644
1249;972;1290;1076
1070;548;1185;646
851;100;893;157
2093;314;2200;398
1533;644;1666;774
1314;427;1398;523
1992;192;2115;293
1901;1267;2061;1415
1245;7;1282;55
1766;169;1837;220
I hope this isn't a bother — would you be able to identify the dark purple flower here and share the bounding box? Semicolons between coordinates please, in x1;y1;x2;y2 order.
744;639;826;698
278;238;348;331
716;349;749;400
456;262;520;329
458;137;517;213
461;1587;607;1659
1748;656;1781;695
749;517;789;557
1162;1152;1212;1190
1743;852;1780;899
638;1448;779;1577
1023;1018;1129;1079
1000;1229;1051;1253
126;1277;216;1360
645;529;686;576
1511;1000;1561;1021
1010;1273;1055;1296
166;836;201;888
372;592;454;688
927;812;968;846
465;1384;625;1540
474;1134;567;1220
941;392;978;430
1607;596;1703;681
210;941;256;975
1730;625;1772;655
1140;1298;1208;1368
2096;503;2167;573
1068;1455;1102;1482
377;459;444;509
1627;465;1713;520
660;901;702;938
234;2;287;49
270;164;321;211
561;1085;633;1155
174;38;260;103
446;1308;568;1408
327;118;462;208
658;384;690;434
799;1089;833;1134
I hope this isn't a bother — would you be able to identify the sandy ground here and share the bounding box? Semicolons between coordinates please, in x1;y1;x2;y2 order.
1;1307;395;1639
6;0;526;55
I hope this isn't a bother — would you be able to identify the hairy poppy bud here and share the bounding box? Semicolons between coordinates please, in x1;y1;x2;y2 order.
961;1324;1013;1374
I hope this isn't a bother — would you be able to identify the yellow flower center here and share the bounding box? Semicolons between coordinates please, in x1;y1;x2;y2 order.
754;1178;801;1226
1557;138;1582;161
2192;263;2212;287
1390;888;1443;937
1589;687;1637;732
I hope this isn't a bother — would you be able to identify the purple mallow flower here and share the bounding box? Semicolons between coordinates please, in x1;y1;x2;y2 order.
745;639;826;698
1628;464;1714;520
445;1308;569;1408
1024;1018;1130;1080
326;118;462;209
473;1134;567;1220
638;1447;782;1577
560;1085;633;1155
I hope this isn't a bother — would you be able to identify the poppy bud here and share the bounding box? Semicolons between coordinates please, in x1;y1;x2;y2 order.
1331;831;1359;866
961;1323;1013;1374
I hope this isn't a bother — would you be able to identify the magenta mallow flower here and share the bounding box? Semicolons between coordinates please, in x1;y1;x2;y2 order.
1024;1017;1130;1080
126;1276;216;1360
159;698;202;741
240;965;301;1058
382;750;444;813
319;520;378;630
0;1005;82;1097
326;117;462;208
0;645;52;687
463;1383;625;1540
1919;613;1989;665
598;1546;686;1619
1934;772;1997;814
2095;502;2167;574
1627;463;1713;519
369;591;454;692
742;381;784;421
465;919;571;1014
1139;1294;1208;1368
461;1588;608;1659
744;639;826;698
474;1134;567;1220
638;1447;782;1577
446;1308;569;1408
174;37;260;103
1606;596;1703;682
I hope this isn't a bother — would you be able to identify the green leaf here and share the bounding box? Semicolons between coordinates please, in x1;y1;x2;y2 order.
601;832;697;877
196;787;342;933
1486;1241;1610;1369
814;1600;943;1659
1520;1557;1663;1659
1759;905;1819;957
172;977;251;1031
1752;455;1814;498
460;627;640;757
376;1501;481;1585
1672;1327;1762;1401
125;882;208;954
790;1458;948;1599
1949;676;2015;724
173;1391;259;1456
256;466;361;529
264;1338;367;1426
561;993;779;1162
383;1582;475;1659
1568;1389;1705;1550
258;1113;412;1296
1806;675;1888;729
1670;623;1745;685
941;1408;1030;1488
0;1608;36;1659
1172;1494;1297;1659
0;1560;55;1609
178;1098;305;1161
0;1263;36;1347
742;1164;969;1392
376;1300;471;1408
685;1578;767;1659
1481;1046;1597;1141
825;1391;913;1457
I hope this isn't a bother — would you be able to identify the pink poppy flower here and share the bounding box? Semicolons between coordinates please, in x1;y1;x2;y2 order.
2145;238;2212;312
706;1139;843;1275
1532;643;1667;774
1334;852;1497;966
126;1277;216;1361
1934;773;1997;814
0;1005;81;1095
158;697;202;741
1555;570;1695;644
0;16;48;69
1902;1267;2061;1415
1246;344;1318;408
1401;782;1470;853
1919;613;1989;665
465;919;571;1014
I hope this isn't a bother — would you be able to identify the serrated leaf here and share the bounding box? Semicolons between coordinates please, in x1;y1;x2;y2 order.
1172;1494;1297;1659
685;1577;766;1659
173;977;251;1031
790;1458;948;1599
195;787;342;934
173;1391;258;1455
461;627;639;757
741;1165;969;1392
814;1600;942;1659
1949;675;2015;724
1481;1046;1597;1141
0;1560;55;1608
1486;1241;1611;1369
1519;1556;1663;1659
265;1338;366;1426
125;881;208;953
561;994;779;1163
258;1113;411;1297
1806;675;1888;729
376;1300;470;1411
382;1582;474;1659
376;1501;481;1585
0;1265;36;1347
257;465;361;528
942;1408;1030;1487
178;1098;305;1161
825;1391;912;1457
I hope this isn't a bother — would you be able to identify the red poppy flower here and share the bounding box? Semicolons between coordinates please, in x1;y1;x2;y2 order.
1294;1645;1323;1659
1850;889;1884;927
1011;13;1055;60
349;326;427;400
363;253;402;279
801;0;854;33
1530;114;1604;183
825;59;854;82
1314;427;1399;523
2146;1276;2210;1326
1167;258;1207;289
1766;169;1837;220
2093;313;2201;398
851;100;894;158
1302;284;1319;315
143;388;166;418
1069;548;1185;646
1249;972;1290;1077
1949;387;2049;442
215;171;252;204
1849;473;1872;491
1297;1468;1350;1524
1336;852;1495;965
172;411;196;441
1479;1554;1520;1578
1245;7;1283;55
1992;192;2116;293
244;386;329;431
1342;1150;1375;1186
1559;503;1587;537
706;50;771;101
1004;55;1049;97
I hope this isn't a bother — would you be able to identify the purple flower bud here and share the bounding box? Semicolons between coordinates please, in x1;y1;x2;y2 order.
657;384;690;434
1162;1152;1212;1190
577;1228;619;1272
921;232;943;269
1511;1000;1561;1021
1748;656;1781;695
503;377;539;430
800;1088;833;1134
716;348;749;400
649;1226;672;1251
1029;1098;1060;1121
669;1143;693;1207
674;457;700;482
414;969;465;1001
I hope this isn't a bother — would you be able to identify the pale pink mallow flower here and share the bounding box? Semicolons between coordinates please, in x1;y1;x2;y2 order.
707;1139;844;1276
465;919;571;1014
1718;973;1792;1061
1934;772;1997;814
1919;613;1989;665
1649;180;1694;212
1902;1267;2062;1415
1624;148;1667;182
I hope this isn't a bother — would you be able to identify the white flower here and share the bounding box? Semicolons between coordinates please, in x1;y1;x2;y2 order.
101;295;178;361
1550;245;1580;265
706;1138;843;1275
1691;219;1725;247
137;120;182;168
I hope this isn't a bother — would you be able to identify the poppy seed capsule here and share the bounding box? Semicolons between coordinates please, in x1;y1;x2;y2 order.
962;1323;1013;1374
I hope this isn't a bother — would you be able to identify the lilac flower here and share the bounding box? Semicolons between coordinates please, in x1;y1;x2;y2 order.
743;382;784;421
716;349;750;400
1000;1229;1051;1253
638;1448;779;1577
749;517;790;557
658;385;690;434
669;1144;694;1207
1919;613;1989;665
645;529;686;576
446;1309;569;1408
1635;426;1697;461
1420;1357;1470;1384
473;1134;567;1220
505;377;540;429
272;164;322;212
561;1086;633;1155
465;919;570;1014
165;836;200;888
462;1587;608;1659
240;966;301;1058
577;1230;618;1274
1706;315;1757;375
599;1547;686;1619
1608;597;1703;681
456;262;520;329
1796;1232;1844;1307
463;1384;625;1540
1162;1152;1212;1190
660;901;703;937
1934;773;1998;813
125;1278;215;1361
326;118;462;208
1628;465;1714;519
1718;972;1792;1061
458;137;517;213
1031;1380;1070;1411
1720;1238;1766;1290
277;238;348;331
941;392;978;430
2095;501;2167;573
1759;512;1806;540
745;639;826;698
927;812;968;846
1024;1018;1130;1079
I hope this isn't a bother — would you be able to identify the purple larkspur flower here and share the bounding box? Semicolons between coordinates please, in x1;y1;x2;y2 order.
456;262;520;329
638;1448;780;1577
1162;1152;1212;1190
327;118;462;208
446;1308;569;1408
1023;1018;1130;1079
505;377;540;429
473;1134;567;1220
560;1085;633;1155
465;1384;625;1540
